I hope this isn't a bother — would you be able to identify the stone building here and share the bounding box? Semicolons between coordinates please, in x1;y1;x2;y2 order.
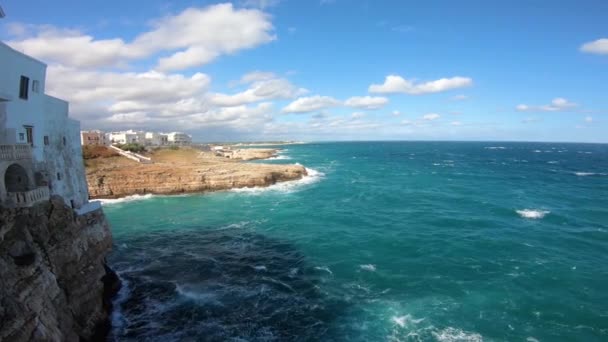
80;130;108;146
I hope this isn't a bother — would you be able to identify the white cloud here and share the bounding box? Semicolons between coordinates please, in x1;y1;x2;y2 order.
210;77;307;107
239;71;277;84
392;110;401;116
351;112;366;119
344;96;389;110
451;121;462;126
8;4;275;71
369;75;473;95
522;117;541;123
282;96;341;113
401;119;412;126
422;113;441;121
241;0;281;9
580;38;608;55
516;98;577;112
585;116;593;122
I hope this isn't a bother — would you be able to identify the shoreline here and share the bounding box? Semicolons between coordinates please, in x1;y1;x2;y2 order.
85;147;309;200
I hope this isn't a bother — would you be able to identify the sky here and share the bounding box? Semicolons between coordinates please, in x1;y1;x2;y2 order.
1;0;607;142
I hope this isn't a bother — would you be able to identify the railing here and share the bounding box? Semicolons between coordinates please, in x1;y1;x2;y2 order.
0;144;32;161
8;186;50;208
108;145;152;163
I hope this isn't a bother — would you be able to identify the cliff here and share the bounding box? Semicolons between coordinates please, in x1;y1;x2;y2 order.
85;148;307;199
0;196;118;341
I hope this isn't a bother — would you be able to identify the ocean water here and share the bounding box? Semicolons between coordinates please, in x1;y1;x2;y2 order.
104;142;608;341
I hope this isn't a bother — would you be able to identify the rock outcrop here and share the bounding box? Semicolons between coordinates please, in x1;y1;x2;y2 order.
0;196;118;341
87;157;307;199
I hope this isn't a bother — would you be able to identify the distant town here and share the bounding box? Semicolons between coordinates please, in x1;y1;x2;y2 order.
80;129;192;146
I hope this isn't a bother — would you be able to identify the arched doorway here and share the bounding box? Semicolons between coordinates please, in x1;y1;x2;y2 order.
5;163;29;192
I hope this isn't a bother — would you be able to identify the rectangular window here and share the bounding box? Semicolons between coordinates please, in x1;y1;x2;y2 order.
32;80;40;93
57;172;61;181
19;133;25;141
24;126;33;146
19;76;29;100
44;136;49;145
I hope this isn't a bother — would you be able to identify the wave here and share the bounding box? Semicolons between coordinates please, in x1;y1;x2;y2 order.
484;146;506;150
433;327;483;342
574;172;606;176
230;167;325;194
98;193;156;205
314;266;333;275
267;155;292;160
516;209;550;219
391;314;425;328
360;264;377;272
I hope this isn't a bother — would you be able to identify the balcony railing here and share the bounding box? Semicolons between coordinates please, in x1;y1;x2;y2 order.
0;144;32;161
8;186;50;208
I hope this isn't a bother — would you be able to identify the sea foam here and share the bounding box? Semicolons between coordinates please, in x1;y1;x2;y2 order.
230;167;325;194
360;264;377;272
99;193;156;205
516;209;550;219
433;327;483;342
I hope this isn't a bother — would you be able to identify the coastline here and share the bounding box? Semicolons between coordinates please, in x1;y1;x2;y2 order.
85;147;308;200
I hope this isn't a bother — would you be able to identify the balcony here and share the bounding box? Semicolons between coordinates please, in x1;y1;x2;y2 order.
7;186;50;208
0;144;32;161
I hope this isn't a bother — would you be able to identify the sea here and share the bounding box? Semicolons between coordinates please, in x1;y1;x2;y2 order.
102;141;608;341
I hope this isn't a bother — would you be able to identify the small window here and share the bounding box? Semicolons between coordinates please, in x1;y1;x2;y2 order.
44;136;49;145
24;126;33;146
62;136;66;146
57;172;61;181
32;80;40;93
19;76;29;100
19;133;25;141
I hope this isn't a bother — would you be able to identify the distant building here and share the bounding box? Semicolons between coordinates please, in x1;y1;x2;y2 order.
166;132;192;145
107;130;145;145
80;130;108;146
0;40;89;208
145;132;168;146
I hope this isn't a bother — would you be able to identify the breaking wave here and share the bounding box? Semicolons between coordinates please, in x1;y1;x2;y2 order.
98;193;156;205
230;168;325;194
516;209;550;219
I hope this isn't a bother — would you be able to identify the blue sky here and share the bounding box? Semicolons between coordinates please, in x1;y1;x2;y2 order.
1;0;607;142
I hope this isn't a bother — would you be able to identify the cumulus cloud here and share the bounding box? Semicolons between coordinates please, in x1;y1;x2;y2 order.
344;96;389;110
369;75;473;95
516;98;577;112
8;4;275;71
209;76;308;107
282;96;341;113
422;113;441;121
580;38;608;55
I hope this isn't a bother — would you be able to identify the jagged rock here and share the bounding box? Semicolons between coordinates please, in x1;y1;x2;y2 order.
0;196;119;341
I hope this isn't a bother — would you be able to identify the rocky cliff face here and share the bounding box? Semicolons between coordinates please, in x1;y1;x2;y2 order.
0;196;118;341
87;162;307;199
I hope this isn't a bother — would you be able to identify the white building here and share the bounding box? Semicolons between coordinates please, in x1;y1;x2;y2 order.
166;132;192;145
107;130;145;145
144;132;168;146
0;39;89;208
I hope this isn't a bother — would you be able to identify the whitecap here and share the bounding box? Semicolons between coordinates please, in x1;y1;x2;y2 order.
230;167;325;194
314;266;333;275
532;150;542;153
267;155;292;160
433;327;483;342
254;265;268;271
484;146;506;150
574;172;606;176
360;264;377;272
98;193;156;205
516;209;550;219
175;284;223;305
547;161;559;164
392;314;425;328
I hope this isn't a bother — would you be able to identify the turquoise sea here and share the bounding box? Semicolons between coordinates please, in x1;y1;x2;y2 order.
103;142;608;341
